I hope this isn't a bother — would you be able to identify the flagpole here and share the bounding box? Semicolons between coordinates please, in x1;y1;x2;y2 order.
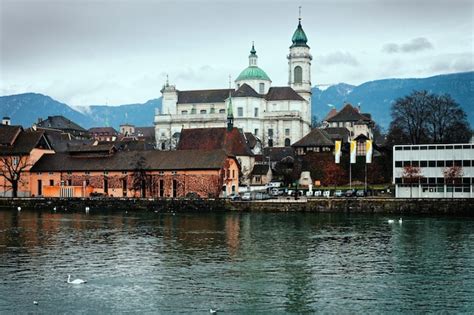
365;162;367;192
349;162;352;190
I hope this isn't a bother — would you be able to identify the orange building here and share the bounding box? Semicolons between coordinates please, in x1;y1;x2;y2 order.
0;125;54;197
29;148;239;198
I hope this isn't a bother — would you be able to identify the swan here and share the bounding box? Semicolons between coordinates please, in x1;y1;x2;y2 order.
17;206;21;211
387;219;395;224
210;309;217;314
399;218;403;224
67;274;87;284
85;206;90;213
33;301;38;305
53;206;57;211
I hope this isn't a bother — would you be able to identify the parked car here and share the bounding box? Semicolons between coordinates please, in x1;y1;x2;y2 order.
345;190;355;197
287;190;294;196
314;190;322;197
305;190;313;197
334;190;343;197
356;190;366;197
242;192;252;201
323;190;331;198
270;188;282;196
229;193;241;201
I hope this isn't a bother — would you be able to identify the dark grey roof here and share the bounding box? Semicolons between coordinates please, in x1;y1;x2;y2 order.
265;87;305;101
88;127;118;135
177;89;232;104
244;132;258;149
233;84;262;98
324;127;350;143
251;164;270;176
326;104;371;122
30;149;230;172
263;147;295;162
292;129;334;147
0;125;22;146
0;130;51;155
36;116;86;132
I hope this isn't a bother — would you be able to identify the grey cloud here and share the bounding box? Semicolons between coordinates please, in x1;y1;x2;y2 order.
320;51;359;67
429;53;473;73
382;37;434;54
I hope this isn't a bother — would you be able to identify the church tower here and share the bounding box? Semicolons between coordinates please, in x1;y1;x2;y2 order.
288;13;312;103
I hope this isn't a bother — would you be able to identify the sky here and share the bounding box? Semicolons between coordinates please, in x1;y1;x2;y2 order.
0;0;473;107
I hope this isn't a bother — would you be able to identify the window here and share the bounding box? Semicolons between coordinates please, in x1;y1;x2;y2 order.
285;128;290;136
268;129;273;137
67;171;72;175
463;160;471;167
436;161;444;167
200;109;207;114
85;179;90;186
446;160;453;167
67;179;72;186
232;170;235;178
254;108;259;117
420;161;427;167
12;156;19;166
49;180;54;186
181;110;188;114
190;107;196;114
104;171;108;175
122;171;127;174
294;66;303;83
285;138;291;146
412;161;419;167
454;160;462;167
237;107;243;117
268;139;273;147
254;129;258;135
395;161;402;167
259;83;265;94
210;107;215;114
219;109;225;114
428;161;436;167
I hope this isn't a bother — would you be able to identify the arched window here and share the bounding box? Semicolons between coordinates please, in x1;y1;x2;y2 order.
268;139;273;147
285;138;291;146
294;66;303;84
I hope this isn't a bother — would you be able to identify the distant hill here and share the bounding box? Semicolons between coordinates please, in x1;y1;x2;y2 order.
1;72;472;130
312;71;474;129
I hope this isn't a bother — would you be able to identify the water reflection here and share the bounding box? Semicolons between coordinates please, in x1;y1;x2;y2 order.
0;209;473;313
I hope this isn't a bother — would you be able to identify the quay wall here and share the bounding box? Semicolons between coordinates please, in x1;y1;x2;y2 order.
0;197;472;215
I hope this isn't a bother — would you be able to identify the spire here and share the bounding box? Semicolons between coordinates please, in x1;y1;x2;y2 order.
291;6;309;48
227;75;234;131
249;42;258;66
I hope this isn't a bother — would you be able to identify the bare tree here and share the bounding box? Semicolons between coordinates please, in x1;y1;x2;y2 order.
0;155;32;197
130;155;148;197
401;165;423;198
443;166;463;198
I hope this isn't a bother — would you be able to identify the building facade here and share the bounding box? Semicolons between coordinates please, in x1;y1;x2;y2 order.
155;18;312;149
393;143;474;198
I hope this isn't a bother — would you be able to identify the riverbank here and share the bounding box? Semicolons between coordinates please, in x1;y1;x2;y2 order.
0;197;473;215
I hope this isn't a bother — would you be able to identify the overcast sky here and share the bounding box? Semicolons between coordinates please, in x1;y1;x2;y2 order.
0;0;472;106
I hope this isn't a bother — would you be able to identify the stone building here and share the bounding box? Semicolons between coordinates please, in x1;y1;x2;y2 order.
155;17;312;149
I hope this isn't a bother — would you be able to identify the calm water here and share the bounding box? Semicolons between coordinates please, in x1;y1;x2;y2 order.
0;209;473;314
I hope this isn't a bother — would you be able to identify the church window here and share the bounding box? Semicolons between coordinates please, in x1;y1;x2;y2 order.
259;83;265;94
191;107;196;114
285;128;290;136
237;107;243;117
294;66;303;84
268;129;273;137
268;139;273;147
210;107;215;114
181;110;187;114
254;128;258;135
254;108;259;117
285;138;291;146
219;109;225;114
200;109;207;114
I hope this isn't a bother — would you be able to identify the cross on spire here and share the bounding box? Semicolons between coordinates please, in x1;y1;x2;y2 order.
299;5;302;21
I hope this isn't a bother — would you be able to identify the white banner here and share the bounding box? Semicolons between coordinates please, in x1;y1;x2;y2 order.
366;140;373;163
350;140;356;164
335;140;341;164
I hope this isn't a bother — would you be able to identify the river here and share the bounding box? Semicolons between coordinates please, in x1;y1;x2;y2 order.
0;209;473;313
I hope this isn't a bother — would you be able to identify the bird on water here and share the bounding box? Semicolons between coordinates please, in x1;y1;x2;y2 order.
67;275;87;284
387;219;395;224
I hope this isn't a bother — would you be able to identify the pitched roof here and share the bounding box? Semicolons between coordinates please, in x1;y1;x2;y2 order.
177;127;253;156
177;89;232;104
232;83;262;98
265;87;305;101
40;128;93;152
88;127;118;135
292;128;334;147
323;108;338;121
134;126;155;138
0;125;22;146
36;115;86;132
0;130;51;155
30;149;230;172
324;127;351;143
244;132;258;149
263;147;295;162
251;164;270;176
326;104;371;122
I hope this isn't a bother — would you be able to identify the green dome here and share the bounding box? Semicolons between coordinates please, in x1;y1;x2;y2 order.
291;20;309;48
236;66;271;82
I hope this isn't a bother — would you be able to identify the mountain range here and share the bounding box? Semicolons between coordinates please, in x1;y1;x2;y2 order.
0;71;472;130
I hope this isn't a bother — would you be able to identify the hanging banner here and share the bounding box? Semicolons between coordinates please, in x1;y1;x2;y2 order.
335;140;341;164
366;140;373;163
350;140;356;164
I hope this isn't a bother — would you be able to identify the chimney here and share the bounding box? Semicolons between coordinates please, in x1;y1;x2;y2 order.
2;116;11;125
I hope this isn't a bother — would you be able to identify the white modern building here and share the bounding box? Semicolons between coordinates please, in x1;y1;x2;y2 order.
393;144;474;198
155;17;312;150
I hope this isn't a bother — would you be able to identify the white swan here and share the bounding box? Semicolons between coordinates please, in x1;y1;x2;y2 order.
17;206;21;211
399;218;403;224
67;274;87;284
387;219;395;224
85;206;90;213
210;309;217;314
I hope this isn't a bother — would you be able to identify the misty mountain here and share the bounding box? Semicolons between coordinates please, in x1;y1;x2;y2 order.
311;72;474;129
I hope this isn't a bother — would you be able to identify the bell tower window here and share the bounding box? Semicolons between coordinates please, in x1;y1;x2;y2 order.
294;66;302;84
259;83;265;94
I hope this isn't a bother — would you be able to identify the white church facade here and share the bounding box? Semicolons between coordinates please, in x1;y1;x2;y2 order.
155;18;313;150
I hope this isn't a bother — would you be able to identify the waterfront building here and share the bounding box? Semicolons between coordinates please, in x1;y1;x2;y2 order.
292;128;334;155
249;164;272;186
393;143;474;198
0;125;54;197
322;104;374;141
30;148;239;198
155;17;312;149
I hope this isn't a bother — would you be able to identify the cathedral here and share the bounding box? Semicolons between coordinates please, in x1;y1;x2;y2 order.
155;17;312;150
